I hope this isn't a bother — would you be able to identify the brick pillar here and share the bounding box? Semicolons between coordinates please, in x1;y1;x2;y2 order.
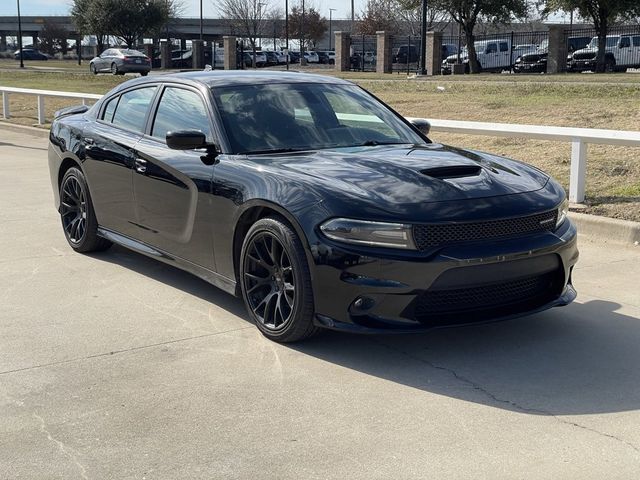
160;40;171;69
144;44;154;63
223;36;237;70
192;39;204;69
547;25;566;74
376;31;392;74
335;31;351;72
425;31;442;76
1;36;7;51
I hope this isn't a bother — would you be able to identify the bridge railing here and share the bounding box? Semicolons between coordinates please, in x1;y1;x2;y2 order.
1;85;639;204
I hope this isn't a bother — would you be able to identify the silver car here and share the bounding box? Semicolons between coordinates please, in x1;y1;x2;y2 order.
90;48;151;76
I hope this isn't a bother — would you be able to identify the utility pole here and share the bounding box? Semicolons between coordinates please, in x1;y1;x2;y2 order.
200;0;203;40
419;0;427;75
351;0;354;31
329;8;336;51
300;0;305;65
17;0;24;68
285;0;289;70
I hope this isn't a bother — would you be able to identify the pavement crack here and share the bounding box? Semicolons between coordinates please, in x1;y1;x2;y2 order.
33;412;89;480
0;325;253;377
370;338;640;454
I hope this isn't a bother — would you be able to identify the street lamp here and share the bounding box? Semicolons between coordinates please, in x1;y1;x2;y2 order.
200;0;203;40
329;8;336;51
16;0;24;69
419;0;428;75
300;0;305;65
285;0;289;70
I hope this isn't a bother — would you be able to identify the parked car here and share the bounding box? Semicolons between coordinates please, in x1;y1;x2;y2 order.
568;34;640;72
48;71;577;342
441;43;459;60
363;51;377;65
442;38;513;74
304;51;320;63
393;44;419;64
514;50;548;73
91;48;151;76
287;51;301;63
317;51;335;64
14;48;48;60
264;51;280;66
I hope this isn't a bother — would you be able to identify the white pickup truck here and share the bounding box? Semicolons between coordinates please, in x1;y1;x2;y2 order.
442;39;536;74
568;34;640;72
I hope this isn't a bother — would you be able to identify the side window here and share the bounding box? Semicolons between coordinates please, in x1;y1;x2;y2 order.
111;87;157;133
102;96;119;122
620;37;631;48
486;43;497;54
499;42;509;52
634;37;640;47
151;87;212;142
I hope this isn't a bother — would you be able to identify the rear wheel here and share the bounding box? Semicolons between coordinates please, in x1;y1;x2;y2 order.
90;63;97;75
604;57;615;73
140;71;149;76
59;167;112;253
111;62;119;75
240;217;319;343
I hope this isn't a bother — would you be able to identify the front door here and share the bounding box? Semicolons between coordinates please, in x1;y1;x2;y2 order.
132;85;217;270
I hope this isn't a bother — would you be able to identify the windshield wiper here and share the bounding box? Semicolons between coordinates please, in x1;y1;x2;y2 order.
240;147;310;155
356;141;410;147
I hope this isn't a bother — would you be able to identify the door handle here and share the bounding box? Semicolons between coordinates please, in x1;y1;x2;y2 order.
135;158;147;174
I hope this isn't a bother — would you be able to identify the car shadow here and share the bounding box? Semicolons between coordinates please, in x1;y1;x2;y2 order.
91;245;640;416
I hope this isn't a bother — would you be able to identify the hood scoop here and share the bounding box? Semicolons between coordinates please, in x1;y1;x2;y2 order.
420;165;482;180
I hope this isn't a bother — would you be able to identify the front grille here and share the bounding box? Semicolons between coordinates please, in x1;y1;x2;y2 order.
572;51;596;60
410;270;561;325
413;209;558;250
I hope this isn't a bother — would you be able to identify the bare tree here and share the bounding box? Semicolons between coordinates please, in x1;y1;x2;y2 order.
38;20;69;56
218;0;272;66
357;0;449;36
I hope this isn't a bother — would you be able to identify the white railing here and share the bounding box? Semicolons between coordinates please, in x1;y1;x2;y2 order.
1;86;639;204
0;86;101;125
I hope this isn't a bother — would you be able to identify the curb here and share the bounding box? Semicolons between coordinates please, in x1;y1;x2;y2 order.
1;122;638;246
0;121;49;138
570;212;640;246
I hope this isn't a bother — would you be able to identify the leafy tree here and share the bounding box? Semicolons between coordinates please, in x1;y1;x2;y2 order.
71;0;109;52
543;0;640;72
38;20;69;55
357;0;399;34
432;0;528;73
289;4;328;51
219;0;272;67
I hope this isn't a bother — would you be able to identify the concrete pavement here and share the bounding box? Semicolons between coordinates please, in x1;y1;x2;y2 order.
1;127;639;479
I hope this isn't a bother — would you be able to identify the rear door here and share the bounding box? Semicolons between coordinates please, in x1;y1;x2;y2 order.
131;84;218;269
633;36;640;67
82;85;158;237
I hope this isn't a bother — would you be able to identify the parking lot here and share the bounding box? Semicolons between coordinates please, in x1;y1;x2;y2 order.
1;126;640;478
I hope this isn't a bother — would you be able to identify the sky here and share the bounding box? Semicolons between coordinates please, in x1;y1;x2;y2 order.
0;0;361;20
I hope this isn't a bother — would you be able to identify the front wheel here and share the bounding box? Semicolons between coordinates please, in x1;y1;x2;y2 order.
90;63;97;75
140;71;149;76
111;62;119;75
59;167;112;253
240;217;319;343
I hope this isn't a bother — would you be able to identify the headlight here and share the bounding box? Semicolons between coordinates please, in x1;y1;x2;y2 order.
515;57;522;63
556;198;569;228
567;54;573;61
320;218;416;250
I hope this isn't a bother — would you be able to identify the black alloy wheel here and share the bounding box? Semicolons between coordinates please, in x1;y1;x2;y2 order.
59;167;112;253
240;217;318;342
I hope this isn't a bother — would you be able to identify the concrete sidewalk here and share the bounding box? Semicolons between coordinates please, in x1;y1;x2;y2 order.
1;128;639;479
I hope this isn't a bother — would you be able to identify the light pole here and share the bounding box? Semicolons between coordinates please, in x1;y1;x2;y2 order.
285;0;289;70
419;0;428;75
300;0;305;65
329;8;336;51
199;0;203;40
16;0;24;68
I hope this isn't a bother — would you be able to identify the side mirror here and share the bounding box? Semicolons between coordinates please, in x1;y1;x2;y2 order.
166;130;207;150
407;118;431;137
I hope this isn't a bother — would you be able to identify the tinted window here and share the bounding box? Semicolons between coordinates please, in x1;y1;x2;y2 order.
152;87;211;142
499;42;509;52
111;87;157;133
634;37;640;47
620;37;631;48
486;44;497;54
102;96;118;122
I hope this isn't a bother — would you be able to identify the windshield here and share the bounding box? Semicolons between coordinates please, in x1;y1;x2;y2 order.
587;37;619;49
212;83;425;154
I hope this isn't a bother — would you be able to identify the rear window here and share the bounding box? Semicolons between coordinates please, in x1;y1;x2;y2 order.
111;87;157;133
634;37;640;47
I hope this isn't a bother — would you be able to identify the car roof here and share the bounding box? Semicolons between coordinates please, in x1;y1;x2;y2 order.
117;70;354;90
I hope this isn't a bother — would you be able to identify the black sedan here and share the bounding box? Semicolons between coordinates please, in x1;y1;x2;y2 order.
14;48;48;60
514;50;548;73
89;48;151;76
48;71;578;342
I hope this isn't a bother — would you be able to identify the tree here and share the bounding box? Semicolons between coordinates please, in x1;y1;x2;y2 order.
289;4;327;51
357;0;449;35
219;0;272;67
38;20;69;56
394;0;450;35
543;0;640;72
72;0;177;50
431;0;527;73
357;0;399;34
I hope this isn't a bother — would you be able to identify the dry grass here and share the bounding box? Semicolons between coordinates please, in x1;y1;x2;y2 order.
1;70;639;220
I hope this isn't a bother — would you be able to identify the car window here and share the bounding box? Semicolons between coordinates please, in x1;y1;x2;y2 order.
152;87;212;142
500;42;509;52
634;37;640;47
111;87;157;133
620;37;631;48
486;44;497;54
102;96;119;122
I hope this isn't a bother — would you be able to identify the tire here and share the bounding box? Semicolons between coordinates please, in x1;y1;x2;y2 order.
604;57;615;73
111;62;119;75
240;217;319;343
90;63;97;75
59;167;112;253
140;71;149;76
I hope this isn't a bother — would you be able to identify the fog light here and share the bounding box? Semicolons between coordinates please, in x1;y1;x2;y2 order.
351;296;375;312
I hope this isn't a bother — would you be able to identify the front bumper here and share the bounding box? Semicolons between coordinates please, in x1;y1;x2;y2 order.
567;59;595;71
309;219;579;333
514;62;546;73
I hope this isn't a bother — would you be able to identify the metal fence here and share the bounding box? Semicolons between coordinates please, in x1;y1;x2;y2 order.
562;24;640;73
350;34;378;72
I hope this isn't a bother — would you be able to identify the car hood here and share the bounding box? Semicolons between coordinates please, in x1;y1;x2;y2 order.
250;144;549;207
